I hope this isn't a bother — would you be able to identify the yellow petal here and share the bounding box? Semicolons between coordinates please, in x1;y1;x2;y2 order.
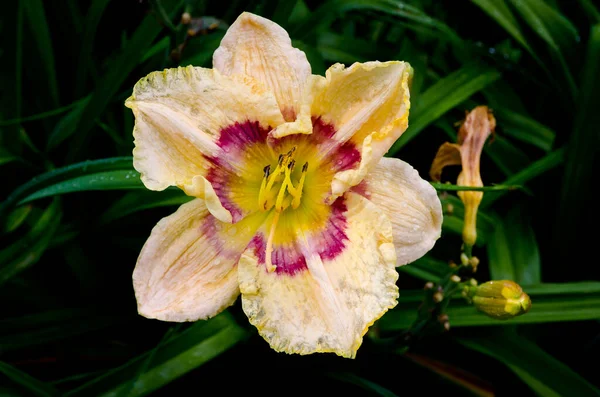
312;61;412;197
213;12;311;122
429;142;462;182
125;66;284;192
359;158;442;266
133;199;264;322
238;193;398;358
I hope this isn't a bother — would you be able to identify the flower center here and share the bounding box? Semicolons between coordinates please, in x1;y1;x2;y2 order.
257;146;309;273
257;146;308;213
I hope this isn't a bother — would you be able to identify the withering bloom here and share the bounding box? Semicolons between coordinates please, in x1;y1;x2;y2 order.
430;106;495;247
125;12;442;358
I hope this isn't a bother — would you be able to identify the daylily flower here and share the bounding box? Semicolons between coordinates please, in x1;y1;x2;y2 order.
430;106;495;247
126;12;442;358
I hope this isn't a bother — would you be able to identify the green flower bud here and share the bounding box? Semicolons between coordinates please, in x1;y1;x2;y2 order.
470;280;531;320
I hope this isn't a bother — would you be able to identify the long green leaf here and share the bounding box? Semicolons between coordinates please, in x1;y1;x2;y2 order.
327;372;399;397
0;309;127;352
65;313;247;397
482;148;565;208
47;0;183;153
379;282;600;330
0;98;86;127
0;157;133;220
390;64;501;154
459;334;600;397
0;199;61;285
493;108;555;151
99;190;192;224
399;256;449;282
22;0;59;106
19;170;144;204
291;0;460;44
75;0;111;96
486;213;515;281
0;361;60;397
508;0;578;101
487;206;541;284
556;24;600;264
471;0;535;58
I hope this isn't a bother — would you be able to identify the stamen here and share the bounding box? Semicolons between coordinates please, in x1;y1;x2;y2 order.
292;162;308;209
258;147;306;213
265;211;280;272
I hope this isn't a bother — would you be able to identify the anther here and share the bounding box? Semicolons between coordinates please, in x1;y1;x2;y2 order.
302;162;308;172
263;165;271;177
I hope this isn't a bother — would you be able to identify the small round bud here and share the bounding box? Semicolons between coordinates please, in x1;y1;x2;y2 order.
433;291;444;303
181;12;191;24
443;321;450;331
460;253;469;266
424;282;434;290
450;275;461;283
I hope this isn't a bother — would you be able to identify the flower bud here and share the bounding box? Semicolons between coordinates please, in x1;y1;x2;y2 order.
470;280;531;320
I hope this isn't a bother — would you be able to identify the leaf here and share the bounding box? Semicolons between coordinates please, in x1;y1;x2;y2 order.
64;313;247;397
2;205;32;234
486;213;515;280
493;108;555;151
327;372;399;397
471;0;535;59
507;0;578;101
399;255;449;282
378;282;600;330
0;98;86;127
481;148;565;208
578;0;600;23
0;361;60;397
0;157;133;220
291;0;461;43
316;32;382;63
430;183;521;192
0;309;127;352
0;148;19;166
487;206;541;285
74;0;112;96
459;334;600;397
19;170;144;205
389;64;501;154
22;0;59;106
99;190;192;225
556;24;600;264
47;0;184;152
0;199;62;285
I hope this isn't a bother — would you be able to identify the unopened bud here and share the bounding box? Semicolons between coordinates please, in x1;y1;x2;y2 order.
460;253;469;266
469;256;480;271
424;282;434;290
433;291;444;303
450;275;461;283
470;280;531;320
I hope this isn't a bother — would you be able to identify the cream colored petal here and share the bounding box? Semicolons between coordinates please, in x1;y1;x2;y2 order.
213;12;311;122
133;199;263;322
125;66;284;192
312;61;412;197
360;157;442;266
238;193;398;358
